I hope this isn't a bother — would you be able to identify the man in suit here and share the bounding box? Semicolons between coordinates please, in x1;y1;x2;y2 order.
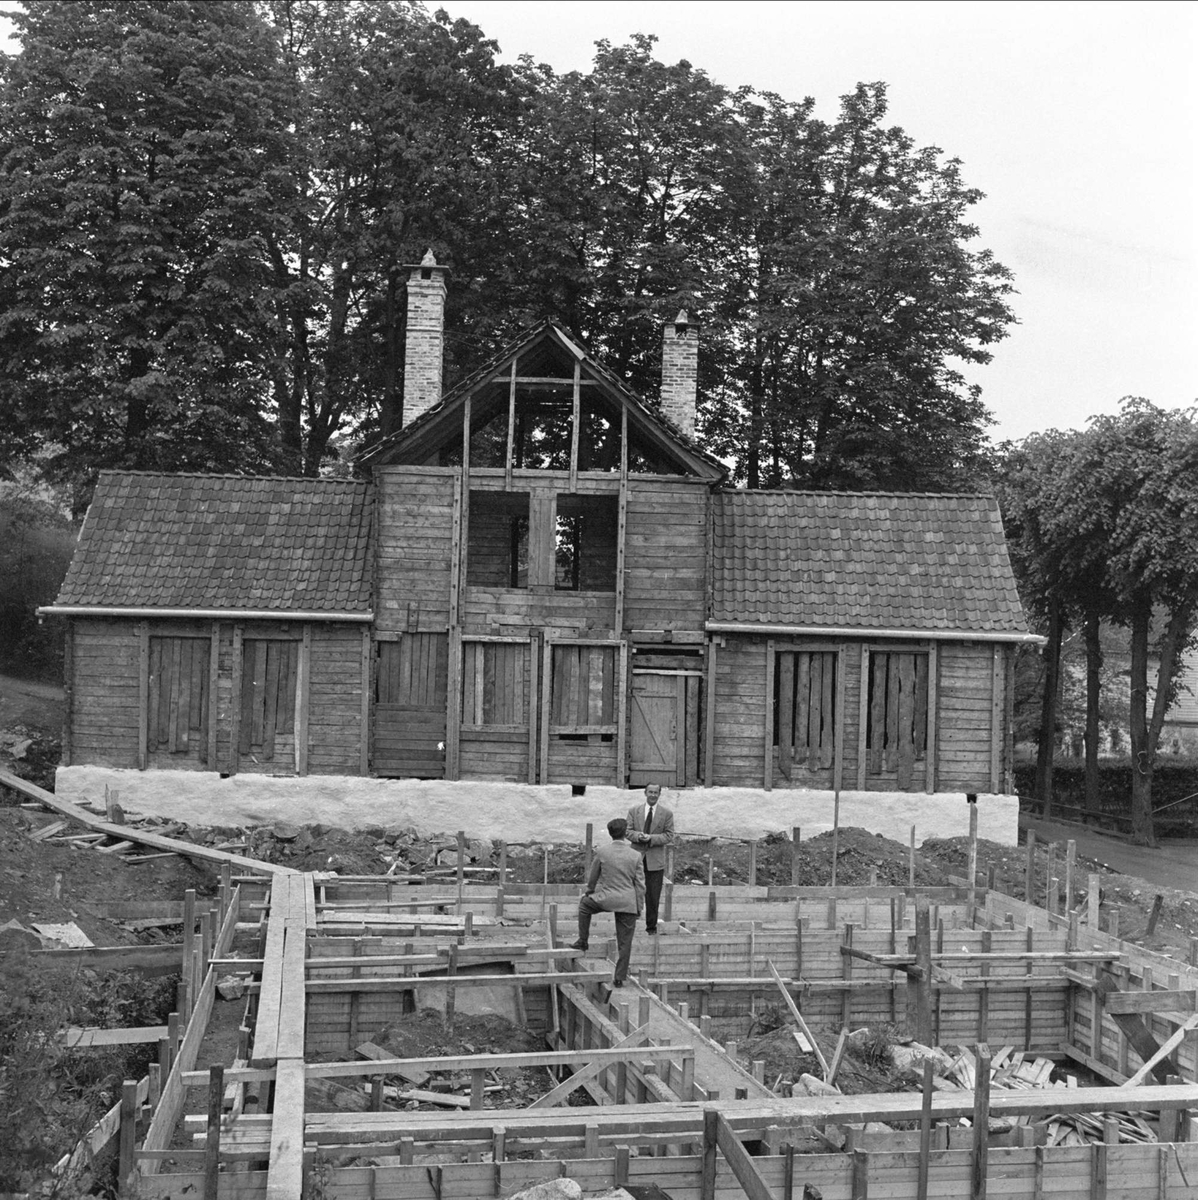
572;818;645;988
627;783;674;935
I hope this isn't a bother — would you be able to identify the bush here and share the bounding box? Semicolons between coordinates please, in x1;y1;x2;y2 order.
1014;759;1198;836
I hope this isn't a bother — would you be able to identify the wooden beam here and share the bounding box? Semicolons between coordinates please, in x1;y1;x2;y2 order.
265;1057;305;1200
1103;989;1198;1015
569;359;581;492
449;472;463;628
529;1024;652;1108
505;357;517;490
990;645;1003;793
926;642;938;792
207;622;220;770
1124;1013;1198;1086
857;645;869;790
767;959;827;1078
527;635;540;784
229;623;243;775
137;620;149;769
704;638;718;786
764;640;775;790
0;769;285;876
359;627;371;775
713;1109;779;1200
296;623;311;776
616;640;629;787
615;477;627;634
540;636;553;785
1097;969;1177;1084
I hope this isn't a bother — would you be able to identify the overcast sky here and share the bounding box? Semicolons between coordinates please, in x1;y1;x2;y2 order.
1;0;1193;444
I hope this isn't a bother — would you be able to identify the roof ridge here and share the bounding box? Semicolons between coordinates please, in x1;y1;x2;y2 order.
98;469;368;486
718;488;998;500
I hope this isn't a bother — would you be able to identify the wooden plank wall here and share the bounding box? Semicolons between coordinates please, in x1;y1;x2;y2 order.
374;467;457;633
712;637;1005;793
623;479;708;632
462;589;615;638
69;619;364;775
936;643;1001;792
459;639;532;781
71;619;171;768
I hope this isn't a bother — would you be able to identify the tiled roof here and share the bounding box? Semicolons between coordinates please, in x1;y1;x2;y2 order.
55;472;372;613
711;491;1029;634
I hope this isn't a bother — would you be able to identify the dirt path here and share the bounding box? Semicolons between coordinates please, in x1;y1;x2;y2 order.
1022;813;1198;895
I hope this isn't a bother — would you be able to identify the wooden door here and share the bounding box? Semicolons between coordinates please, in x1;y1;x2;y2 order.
373;633;448;778
629;671;684;787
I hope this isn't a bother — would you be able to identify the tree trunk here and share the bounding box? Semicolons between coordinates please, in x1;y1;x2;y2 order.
1127;599;1155;847
1035;597;1063;817
1084;609;1102;814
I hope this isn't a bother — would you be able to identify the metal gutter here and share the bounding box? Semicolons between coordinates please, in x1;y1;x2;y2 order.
704;621;1046;646
38;606;373;623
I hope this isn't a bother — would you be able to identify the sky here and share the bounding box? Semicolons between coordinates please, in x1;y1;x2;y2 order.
0;0;1193;444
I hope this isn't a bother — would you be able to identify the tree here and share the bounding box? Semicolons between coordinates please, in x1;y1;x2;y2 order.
0;1;292;497
706;83;1014;490
1000;403;1198;843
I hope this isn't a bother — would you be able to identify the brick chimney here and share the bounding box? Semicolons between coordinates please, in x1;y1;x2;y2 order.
660;310;699;438
403;250;448;425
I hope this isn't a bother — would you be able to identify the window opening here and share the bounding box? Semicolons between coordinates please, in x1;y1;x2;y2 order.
461;641;528;727
240;639;299;761
554;494;618;592
467;492;530;589
147;636;210;760
773;650;837;778
551;644;616;739
865;650;929;774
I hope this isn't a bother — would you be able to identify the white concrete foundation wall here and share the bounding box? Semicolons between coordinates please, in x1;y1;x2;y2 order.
55;767;1019;846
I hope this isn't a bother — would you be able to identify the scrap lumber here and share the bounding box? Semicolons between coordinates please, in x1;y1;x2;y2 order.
0;768;288;876
1096;968;1179;1084
767;959;826;1074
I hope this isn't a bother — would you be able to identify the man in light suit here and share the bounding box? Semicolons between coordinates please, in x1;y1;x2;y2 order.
572;818;645;987
627;783;674;935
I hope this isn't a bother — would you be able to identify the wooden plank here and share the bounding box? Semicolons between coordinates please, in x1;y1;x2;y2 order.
1103;990;1198;1015
616;641;629;787
764;640;775;789
265;1058;305;1200
704;639;718;786
61;1025;169;1047
857;646;869;789
777;651;794;778
296;625;311;775
540;637;552;784
569;359;581;492
926;642;938;792
360;627;372;775
208;623;220;769
990;644;1003;793
713;1109;778;1200
137;621;149;769
834;645;847;791
0;770;287;877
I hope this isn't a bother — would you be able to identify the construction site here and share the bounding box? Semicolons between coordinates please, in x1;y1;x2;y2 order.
3;768;1198;1200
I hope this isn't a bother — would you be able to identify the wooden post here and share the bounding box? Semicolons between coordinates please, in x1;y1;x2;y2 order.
541;846;549;920
204;1064;224;1200
791;827;801;886
967;795;979;913
1045;843;1057;914
971;1043;991;1200
496;840;507;917
913;895;933;1045
1065;839;1076;913
182;889;197;1016
702;1108;719;1200
917;1060;934;1200
119;1079;138;1189
749;839;758;887
456;829;466;914
1025;829;1036;905
831;792;840;887
1088;873;1100;927
910;824;917;889
584;823;593;877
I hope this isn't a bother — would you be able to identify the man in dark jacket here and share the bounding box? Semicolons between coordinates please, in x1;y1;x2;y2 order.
572;818;645;987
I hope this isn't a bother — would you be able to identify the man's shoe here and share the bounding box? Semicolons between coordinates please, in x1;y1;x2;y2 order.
570;940;588;951
645;927;657;935
612;979;625;988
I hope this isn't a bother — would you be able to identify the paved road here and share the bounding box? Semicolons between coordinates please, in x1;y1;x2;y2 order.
1021;813;1198;895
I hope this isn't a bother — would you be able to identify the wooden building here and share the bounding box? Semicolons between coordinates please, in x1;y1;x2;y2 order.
46;258;1036;794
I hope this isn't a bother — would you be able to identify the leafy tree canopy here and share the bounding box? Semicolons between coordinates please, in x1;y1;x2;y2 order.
0;5;1015;499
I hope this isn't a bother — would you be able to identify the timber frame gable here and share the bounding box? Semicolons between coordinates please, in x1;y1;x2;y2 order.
359;321;726;482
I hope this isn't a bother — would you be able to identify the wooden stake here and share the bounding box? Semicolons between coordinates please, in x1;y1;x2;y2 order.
749;839;758;888
1088;874;1100;927
118;1079;138;1189
831;793;840;887
910;824;917;890
913;895;933;1046
971;1043;991;1200
1025;830;1036;904
584;824;593;877
917;1060;934;1200
791;827;801;886
967;797;979;912
204;1064;224;1200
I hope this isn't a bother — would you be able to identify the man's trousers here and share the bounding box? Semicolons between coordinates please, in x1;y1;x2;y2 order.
577;895;638;985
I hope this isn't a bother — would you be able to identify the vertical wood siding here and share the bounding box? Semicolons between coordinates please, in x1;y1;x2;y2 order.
936;642;1000;792
374;468;456;632
623;480;707;632
69;620;142;768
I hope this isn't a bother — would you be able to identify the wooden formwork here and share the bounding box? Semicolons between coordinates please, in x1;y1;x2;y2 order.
122;873;1198;1200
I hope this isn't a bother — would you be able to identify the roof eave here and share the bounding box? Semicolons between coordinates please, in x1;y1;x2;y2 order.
705;621;1045;645
39;606;374;623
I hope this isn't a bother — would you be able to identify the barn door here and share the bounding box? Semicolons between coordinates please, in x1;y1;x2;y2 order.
628;670;702;788
373;633;448;778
